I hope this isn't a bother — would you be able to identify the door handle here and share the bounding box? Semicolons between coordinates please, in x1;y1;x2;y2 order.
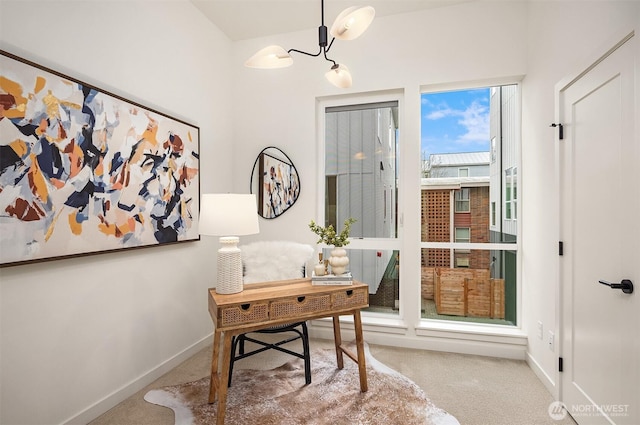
598;279;634;294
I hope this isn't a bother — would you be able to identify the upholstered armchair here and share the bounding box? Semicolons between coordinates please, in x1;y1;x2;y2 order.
227;240;315;386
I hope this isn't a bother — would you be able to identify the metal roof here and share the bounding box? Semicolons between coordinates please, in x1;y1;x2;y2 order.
429;151;490;167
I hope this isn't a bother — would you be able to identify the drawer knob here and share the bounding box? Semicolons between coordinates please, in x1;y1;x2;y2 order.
346;290;353;296
241;303;251;311
297;296;306;303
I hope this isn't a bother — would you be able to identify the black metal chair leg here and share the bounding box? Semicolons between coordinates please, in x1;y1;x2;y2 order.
302;322;311;385
239;334;246;355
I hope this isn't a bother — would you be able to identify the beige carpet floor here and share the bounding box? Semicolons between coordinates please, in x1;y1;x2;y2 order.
90;338;577;425
143;342;457;424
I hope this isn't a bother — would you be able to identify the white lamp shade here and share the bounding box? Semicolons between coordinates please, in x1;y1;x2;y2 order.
245;45;293;69
330;6;375;40
325;64;352;88
199;194;259;236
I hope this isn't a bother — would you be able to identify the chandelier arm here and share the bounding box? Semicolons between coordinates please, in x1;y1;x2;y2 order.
325;37;336;53
288;47;323;58
323;47;337;67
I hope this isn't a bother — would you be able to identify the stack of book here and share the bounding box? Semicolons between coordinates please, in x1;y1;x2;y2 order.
311;272;353;286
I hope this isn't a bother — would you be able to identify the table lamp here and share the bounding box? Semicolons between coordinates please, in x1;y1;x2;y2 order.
199;193;260;294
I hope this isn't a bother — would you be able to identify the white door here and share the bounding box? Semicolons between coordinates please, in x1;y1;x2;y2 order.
559;33;639;424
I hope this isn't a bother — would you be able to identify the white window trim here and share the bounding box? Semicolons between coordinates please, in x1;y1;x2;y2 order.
454;188;470;213
313;80;524;359
420;79;523;337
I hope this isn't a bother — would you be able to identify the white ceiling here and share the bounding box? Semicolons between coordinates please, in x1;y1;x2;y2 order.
190;0;472;41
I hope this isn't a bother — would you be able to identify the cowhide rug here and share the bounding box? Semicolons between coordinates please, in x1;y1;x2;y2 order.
144;343;459;425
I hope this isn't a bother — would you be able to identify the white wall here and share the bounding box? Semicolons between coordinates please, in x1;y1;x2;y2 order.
0;1;233;424
522;0;639;396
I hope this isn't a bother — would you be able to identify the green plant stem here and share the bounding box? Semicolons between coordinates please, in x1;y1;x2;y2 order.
309;217;356;247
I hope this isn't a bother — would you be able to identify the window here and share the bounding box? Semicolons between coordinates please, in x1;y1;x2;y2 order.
454;188;470;212
505;169;512;220
324;99;400;315
320;84;519;329
512;167;517;220
421;84;519;326
505;167;517;220
455;226;471;255
455;227;471;243
456;257;470;268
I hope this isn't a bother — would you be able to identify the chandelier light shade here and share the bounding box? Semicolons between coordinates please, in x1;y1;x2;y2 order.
199;193;260;294
325;63;352;88
329;6;376;40
245;45;293;69
245;0;374;88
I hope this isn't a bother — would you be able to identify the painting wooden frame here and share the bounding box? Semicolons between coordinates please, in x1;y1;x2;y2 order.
0;50;200;267
257;151;299;219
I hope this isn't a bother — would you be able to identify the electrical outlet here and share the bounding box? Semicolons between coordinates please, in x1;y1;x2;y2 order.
548;331;555;351
537;321;543;340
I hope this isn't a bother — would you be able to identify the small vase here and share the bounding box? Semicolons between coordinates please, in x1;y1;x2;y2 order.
313;252;326;276
328;247;349;276
314;263;325;276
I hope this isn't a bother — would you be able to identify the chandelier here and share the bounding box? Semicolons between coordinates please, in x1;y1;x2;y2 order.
244;0;375;88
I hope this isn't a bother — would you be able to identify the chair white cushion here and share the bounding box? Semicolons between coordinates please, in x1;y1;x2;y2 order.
241;241;315;284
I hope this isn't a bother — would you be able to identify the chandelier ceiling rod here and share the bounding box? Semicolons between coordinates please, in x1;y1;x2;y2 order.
287;0;337;65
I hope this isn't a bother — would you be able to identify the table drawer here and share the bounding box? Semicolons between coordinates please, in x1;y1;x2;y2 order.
332;287;368;309
270;294;331;319
220;302;269;326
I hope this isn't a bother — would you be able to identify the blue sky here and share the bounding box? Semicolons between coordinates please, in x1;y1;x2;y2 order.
420;88;490;159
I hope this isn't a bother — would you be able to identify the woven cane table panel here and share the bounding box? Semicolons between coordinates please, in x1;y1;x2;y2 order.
270;294;331;319
331;287;368;309
221;303;269;326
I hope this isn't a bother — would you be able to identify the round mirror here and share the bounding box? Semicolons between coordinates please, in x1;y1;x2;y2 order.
250;147;301;219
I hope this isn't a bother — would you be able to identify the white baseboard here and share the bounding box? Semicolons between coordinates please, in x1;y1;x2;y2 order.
63;333;213;425
526;351;558;399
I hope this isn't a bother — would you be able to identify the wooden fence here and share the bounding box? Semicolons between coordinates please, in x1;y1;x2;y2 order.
422;267;504;319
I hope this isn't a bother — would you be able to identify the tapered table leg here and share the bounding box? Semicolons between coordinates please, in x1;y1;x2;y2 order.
208;330;221;403
353;310;368;392
332;315;344;369
216;331;233;425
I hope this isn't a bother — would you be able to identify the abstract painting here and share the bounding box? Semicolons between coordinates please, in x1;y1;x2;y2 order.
257;151;300;219
0;50;200;266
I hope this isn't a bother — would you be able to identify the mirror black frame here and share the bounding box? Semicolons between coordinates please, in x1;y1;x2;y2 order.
250;146;301;219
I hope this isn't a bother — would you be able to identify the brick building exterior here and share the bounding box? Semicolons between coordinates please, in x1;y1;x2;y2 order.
421;184;491;269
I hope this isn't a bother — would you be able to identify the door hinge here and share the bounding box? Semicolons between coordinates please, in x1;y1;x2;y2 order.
559;241;564;256
559;357;564;372
550;123;564;140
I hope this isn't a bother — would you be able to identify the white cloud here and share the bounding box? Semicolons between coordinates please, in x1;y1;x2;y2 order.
425;100;489;146
426;109;452;120
456;100;489;146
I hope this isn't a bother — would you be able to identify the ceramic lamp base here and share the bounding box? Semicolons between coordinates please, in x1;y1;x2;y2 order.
216;236;243;294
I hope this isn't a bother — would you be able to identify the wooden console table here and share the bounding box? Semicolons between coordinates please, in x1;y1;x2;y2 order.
208;278;369;425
